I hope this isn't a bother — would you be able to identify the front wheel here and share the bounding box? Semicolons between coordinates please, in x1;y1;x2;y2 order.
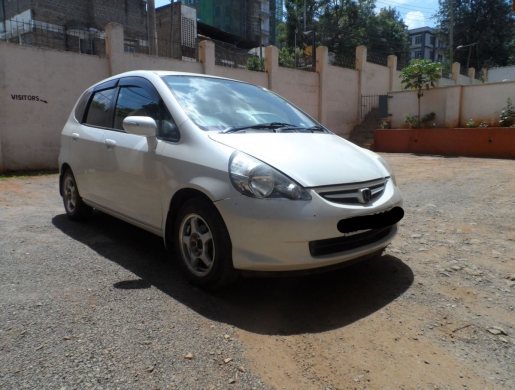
174;199;238;289
61;170;92;221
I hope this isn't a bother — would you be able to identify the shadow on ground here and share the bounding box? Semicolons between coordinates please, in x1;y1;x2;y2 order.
52;211;414;335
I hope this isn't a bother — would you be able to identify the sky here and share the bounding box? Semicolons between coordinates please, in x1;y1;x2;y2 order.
154;0;440;30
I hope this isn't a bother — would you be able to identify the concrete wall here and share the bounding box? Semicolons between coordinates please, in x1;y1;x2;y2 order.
0;43;110;171
487;65;515;83
388;81;515;129
461;82;515;126
0;22;401;172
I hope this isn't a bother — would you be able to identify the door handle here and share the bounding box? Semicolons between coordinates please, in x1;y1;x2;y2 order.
71;133;80;140
105;139;116;148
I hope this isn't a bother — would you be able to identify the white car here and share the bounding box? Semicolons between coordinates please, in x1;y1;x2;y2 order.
59;71;403;288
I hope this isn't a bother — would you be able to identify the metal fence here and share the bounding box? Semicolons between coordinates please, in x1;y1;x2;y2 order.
124;34;197;61
460;67;468;76
1;19;106;57
332;55;356;70
207;38;260;70
367;51;388;67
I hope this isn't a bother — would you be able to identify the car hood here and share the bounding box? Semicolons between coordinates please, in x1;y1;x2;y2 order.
208;133;387;187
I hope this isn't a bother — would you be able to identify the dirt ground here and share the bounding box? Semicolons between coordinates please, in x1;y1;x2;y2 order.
1;154;514;390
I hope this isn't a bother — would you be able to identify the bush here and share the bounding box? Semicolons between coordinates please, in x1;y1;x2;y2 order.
466;120;476;128
499;97;515;127
246;56;265;72
404;112;436;129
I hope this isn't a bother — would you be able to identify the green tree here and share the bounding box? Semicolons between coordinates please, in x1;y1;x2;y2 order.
400;60;442;125
435;0;515;69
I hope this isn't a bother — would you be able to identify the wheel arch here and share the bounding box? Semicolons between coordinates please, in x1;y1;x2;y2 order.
59;163;72;197
163;188;214;250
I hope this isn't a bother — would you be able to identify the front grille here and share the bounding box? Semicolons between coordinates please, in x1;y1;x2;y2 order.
309;227;392;257
315;178;388;204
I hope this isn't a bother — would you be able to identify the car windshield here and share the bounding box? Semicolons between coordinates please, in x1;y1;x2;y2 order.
161;75;320;131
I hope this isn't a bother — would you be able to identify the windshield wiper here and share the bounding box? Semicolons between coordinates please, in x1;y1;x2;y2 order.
220;122;299;134
220;123;327;134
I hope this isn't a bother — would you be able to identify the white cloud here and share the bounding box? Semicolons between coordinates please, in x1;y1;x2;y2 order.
405;11;426;30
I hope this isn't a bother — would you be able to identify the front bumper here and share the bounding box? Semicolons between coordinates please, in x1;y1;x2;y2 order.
215;180;403;272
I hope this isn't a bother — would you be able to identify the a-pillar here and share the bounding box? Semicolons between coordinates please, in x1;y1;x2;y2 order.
265;45;279;91
198;40;215;75
105;23;125;76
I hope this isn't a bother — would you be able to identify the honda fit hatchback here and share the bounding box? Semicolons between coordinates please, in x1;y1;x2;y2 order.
59;71;403;288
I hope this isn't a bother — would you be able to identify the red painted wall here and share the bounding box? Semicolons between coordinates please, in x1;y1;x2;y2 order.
373;128;515;159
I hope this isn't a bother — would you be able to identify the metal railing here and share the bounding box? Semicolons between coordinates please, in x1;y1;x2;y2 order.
459;67;468;76
1;19;106;57
367;51;388;67
208;38;260;70
124;34;197;61
332;55;356;70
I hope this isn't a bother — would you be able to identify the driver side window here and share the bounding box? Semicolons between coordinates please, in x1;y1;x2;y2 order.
114;80;180;142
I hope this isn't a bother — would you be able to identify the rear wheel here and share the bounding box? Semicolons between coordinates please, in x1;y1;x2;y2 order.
175;198;238;289
61;170;92;221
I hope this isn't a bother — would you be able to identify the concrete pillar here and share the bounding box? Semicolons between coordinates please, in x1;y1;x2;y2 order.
265;45;279;91
198;40;215;75
482;68;488;83
356;45;367;124
444;85;462;127
356;45;367;72
468;68;475;84
451;62;460;83
105;23;125;76
387;54;397;91
317;46;329;124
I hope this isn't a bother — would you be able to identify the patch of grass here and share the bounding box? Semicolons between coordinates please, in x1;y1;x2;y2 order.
0;169;58;181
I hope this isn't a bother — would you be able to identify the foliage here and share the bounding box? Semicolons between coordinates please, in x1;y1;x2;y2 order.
466;119;476;128
245;56;265;72
404;112;436;129
400;60;442;121
284;1;409;64
278;47;295;68
478;122;488;128
380;121;389;129
499;97;515;127
435;0;515;69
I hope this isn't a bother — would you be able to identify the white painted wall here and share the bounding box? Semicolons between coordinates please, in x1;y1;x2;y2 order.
361;62;390;96
389;88;447;129
487;66;515;83
461;82;515;126
0;43;110;171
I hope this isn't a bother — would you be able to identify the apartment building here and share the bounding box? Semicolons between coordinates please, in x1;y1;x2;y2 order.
408;26;446;63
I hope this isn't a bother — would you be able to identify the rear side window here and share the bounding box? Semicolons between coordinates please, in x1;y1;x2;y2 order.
84;88;116;128
74;88;93;122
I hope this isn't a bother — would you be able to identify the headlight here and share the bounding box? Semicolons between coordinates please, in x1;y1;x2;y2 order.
377;155;397;186
229;151;311;200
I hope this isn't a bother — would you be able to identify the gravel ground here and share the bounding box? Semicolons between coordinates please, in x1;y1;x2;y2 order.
0;153;514;390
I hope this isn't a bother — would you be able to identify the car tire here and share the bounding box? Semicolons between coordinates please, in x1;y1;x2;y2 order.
175;198;239;289
61;169;93;221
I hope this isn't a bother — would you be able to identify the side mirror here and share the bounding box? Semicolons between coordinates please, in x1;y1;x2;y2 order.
123;116;158;150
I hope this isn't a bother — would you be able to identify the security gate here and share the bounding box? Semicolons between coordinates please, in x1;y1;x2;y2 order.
361;94;389;120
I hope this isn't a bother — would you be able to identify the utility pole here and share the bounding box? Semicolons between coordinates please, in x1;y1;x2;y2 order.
259;14;263;71
304;0;306;31
449;0;454;66
147;0;158;56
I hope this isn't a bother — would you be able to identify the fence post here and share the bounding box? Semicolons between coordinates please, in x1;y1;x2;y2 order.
445;85;462;127
387;54;397;91
317;46;328;125
451;62;460;84
356;45;367;124
198;40;215;75
105;23;125;76
265;45;278;91
468;68;475;84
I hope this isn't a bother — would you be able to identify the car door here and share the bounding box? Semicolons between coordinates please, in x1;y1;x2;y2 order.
69;79;119;204
95;76;179;231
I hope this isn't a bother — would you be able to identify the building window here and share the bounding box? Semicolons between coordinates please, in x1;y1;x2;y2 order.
430;36;435;45
415;36;421;44
408;36;412;44
415;51;422;59
437;54;443;62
